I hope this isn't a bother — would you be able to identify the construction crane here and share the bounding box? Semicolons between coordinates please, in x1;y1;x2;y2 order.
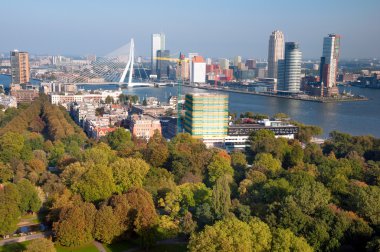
154;53;189;134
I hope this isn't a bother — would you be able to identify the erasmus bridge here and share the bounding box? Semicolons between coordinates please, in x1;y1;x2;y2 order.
63;39;163;87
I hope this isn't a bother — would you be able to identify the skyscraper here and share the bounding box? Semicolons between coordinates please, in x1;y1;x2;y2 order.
184;93;228;139
267;30;285;79
277;42;302;93
190;56;206;84
151;33;165;75
156;50;170;80
320;34;341;96
10;50;30;84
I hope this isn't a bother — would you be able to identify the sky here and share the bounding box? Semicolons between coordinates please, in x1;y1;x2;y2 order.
1;0;380;59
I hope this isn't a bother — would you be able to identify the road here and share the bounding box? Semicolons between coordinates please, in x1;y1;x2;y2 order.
0;231;51;246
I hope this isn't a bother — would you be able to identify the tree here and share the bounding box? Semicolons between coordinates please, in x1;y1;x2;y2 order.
94;205;122;244
0;184;21;236
28;158;46;174
144;131;169;167
252;153;282;177
105;95;114;104
83;143;117;166
273;113;290;120
111;157;150;193
0;162;13;183
348;185;380;225
17;179;42;213
249;130;289;160
143;167;176;199
73;163;116;202
25;238;56;252
230;151;247;182
248;217;272;252
188;217;253;252
53;202;96;247
295;123;323;143
271;228;313;252
212;175;232;219
0;132;25;163
207;151;234;185
106;128;132;150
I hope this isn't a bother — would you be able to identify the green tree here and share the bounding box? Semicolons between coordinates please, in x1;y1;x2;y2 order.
252;153;282;177
144;130;169;167
212;175;232;219
230;151;248;182
0;132;25;163
105;95;114;104
349;185;380;225
94;205;122;244
25;238;56;252
248;217;272;252
271;228;313;252
207;151;234;185
111;157;150;193
17;179;42;213
0;184;21;236
249;130;289;160
73;163;116;202
0;162;13;183
83;143;117;166
53;202;96;247
188;217;253;252
143;167;176;199
106;128;132;150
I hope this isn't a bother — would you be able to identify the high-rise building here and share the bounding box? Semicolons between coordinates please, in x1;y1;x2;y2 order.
190;56;206;84
320;34;341;96
10;50;30;84
219;58;230;70
151;33;165;75
277;42;302;93
156;50;170;80
234;56;242;66
245;59;257;69
184;93;228;139
267;30;285;79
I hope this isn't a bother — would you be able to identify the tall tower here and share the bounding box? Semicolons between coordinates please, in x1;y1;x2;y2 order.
151;33;165;75
10;50;30;84
267;30;285;79
320;34;340;96
277;42;302;92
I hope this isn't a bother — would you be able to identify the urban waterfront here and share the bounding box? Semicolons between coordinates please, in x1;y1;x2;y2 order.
1;74;379;137
77;84;380;138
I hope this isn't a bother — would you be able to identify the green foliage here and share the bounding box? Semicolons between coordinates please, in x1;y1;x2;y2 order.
249;130;289;160
144;131;169;167
0;132;25;163
0;184;21;235
17;178;42;213
94;205;122;244
212;175;232;219
206;151;234;185
271;228;313;252
293;122;323;143
106;128;132;150
25;238;56;252
0;162;13;183
252;153;282;177
348;185;380;225
111;157;150;193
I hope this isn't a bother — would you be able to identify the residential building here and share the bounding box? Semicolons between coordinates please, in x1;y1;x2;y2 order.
10;50;30;84
130;114;162;140
267;30;285;79
277;42;302;93
10;84;39;103
184;93;228;144
151;33;165;75
190;56;206;84
320;34;341;96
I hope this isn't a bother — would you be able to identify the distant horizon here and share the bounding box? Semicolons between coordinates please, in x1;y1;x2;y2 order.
1;0;379;59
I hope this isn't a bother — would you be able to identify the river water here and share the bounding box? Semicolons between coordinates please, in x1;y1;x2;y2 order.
1;74;379;138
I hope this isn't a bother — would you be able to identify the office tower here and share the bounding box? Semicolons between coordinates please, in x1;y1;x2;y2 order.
156;50;170;80
10;50;30;84
190;56;206;84
219;58;230;70
320;34;341;96
277;42;302;92
151;33;165;75
234;56;242;66
188;53;199;82
245;59;257;69
184;93;228;139
206;58;212;65
267;30;285;79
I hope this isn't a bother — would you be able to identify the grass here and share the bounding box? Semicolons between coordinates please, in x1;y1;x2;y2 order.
55;243;99;252
104;240;136;252
136;244;188;252
0;241;30;252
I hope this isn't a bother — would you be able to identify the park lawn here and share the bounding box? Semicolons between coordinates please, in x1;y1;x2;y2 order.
136;244;188;252
0;240;31;252
104;240;137;252
55;243;98;252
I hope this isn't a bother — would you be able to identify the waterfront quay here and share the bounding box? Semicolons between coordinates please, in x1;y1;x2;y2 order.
183;84;369;103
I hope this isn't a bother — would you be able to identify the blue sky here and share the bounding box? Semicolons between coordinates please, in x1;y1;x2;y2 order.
1;0;379;59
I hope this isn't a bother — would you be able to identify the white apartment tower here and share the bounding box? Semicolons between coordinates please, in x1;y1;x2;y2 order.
151;33;166;75
267;30;285;79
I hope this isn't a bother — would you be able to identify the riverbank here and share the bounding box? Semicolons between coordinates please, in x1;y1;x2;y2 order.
183;84;369;103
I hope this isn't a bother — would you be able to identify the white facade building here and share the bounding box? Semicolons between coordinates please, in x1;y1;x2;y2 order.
151;33;165;74
219;58;230;70
267;30;285;79
190;56;206;84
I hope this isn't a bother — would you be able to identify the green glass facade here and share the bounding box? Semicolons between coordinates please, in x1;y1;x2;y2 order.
184;93;229;138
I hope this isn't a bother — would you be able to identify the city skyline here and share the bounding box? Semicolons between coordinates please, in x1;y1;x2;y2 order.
1;0;379;59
